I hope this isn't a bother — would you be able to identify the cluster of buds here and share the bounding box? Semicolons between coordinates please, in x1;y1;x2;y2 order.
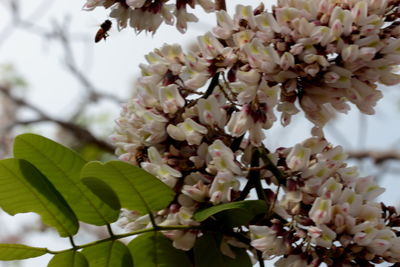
109;0;400;265
251;136;400;265
83;0;215;33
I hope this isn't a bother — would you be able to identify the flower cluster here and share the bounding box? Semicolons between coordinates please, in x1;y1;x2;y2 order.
250;135;400;265
83;0;215;33
109;0;400;265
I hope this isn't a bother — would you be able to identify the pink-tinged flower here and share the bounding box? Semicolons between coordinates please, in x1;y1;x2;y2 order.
279;52;295;70
249;226;287;259
381;38;400;54
337;166;359;186
389;237;400;260
358;203;382;222
277;102;299;126
318;177;343;203
301;137;327;154
184;52;209;72
141;147;182;187
308;224;337;248
355;176;385;201
341;44;359;63
208;140;242;175
213;10;235;39
233;30;254;48
310;26;332;46
176;118;208;145
286;144;311;171
301;162;331;182
118;209;150;231
209;171;239;204
164;230;197;251
198;32;224;58
333;212;356;234
255;12;281;34
227;110;251;137
330;19;343;39
351;221;379;246
197;95;226;128
166;124;186;141
326;66;352;88
129;8;164;33
309;197;333;225
233;5;257;29
367;229;395;255
338;188;362;216
180;68;209;90
319;145;347;163
159;84;185;114
175;6;198;33
329;6;353;36
182;181;209;202
380;71;400;86
275;7;301;28
352;1;368;25
236;69;261;85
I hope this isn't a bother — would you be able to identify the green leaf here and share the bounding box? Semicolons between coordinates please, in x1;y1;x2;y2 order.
81;161;175;214
48;251;88;267
194;234;252;267
0;159;78;237
0;244;47;260
13;133;119;225
193;200;267;227
81;177;120;211
81;241;132;267
128;232;191;267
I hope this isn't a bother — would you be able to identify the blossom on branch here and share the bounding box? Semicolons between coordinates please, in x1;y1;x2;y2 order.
108;0;400;265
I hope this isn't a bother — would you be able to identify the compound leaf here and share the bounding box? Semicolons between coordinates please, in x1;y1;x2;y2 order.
0;159;78;237
13;133;119;225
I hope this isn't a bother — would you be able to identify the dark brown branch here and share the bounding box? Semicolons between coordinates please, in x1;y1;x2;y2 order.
0;86;115;154
215;0;226;11
348;150;400;164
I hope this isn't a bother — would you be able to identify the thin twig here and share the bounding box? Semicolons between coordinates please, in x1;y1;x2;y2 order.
0;86;115;153
348;150;400;164
215;0;226;11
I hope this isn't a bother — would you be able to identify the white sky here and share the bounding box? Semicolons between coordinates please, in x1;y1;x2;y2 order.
0;0;399;266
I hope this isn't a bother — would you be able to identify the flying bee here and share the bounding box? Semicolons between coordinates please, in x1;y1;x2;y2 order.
95;20;112;43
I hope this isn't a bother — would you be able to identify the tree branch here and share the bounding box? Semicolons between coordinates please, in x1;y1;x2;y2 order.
215;0;226;11
0;86;115;154
348;150;400;164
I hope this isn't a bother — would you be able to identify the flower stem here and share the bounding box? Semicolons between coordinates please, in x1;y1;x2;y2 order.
258;147;286;185
239;148;266;201
46;225;201;255
215;0;226;11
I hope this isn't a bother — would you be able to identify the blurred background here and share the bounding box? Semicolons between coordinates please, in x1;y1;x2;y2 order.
0;0;399;266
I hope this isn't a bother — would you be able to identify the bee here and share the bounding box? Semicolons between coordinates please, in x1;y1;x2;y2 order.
95;20;112;43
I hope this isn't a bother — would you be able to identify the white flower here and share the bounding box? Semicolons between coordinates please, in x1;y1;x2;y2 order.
286;144;311;171
355;176;385;201
208;140;242;175
209;171;239;204
140;147;182;187
309;197;332;225
250;226;287;259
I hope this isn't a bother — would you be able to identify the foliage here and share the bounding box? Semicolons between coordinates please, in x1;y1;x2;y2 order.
2;0;400;266
0;134;255;266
